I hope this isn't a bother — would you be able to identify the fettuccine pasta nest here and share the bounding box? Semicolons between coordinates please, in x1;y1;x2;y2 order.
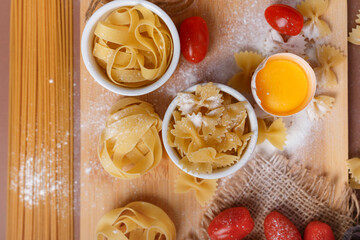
167;83;253;174
98;98;162;179
93;5;174;88
96;201;176;240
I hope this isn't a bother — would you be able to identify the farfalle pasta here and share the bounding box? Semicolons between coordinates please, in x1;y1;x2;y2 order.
307;95;335;121
168;83;253;174
347;158;360;185
264;29;307;56
349;10;360;45
98;98;162;179
227;51;264;93
349;26;360;45
296;0;331;39
257;118;287;150
96;201;176;240
174;171;217;206
93;6;173;87
314;45;345;88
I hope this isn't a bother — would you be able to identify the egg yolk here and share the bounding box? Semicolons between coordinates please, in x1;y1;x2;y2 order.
255;58;309;116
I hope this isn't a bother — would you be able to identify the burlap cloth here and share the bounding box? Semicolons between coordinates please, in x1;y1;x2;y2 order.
197;154;359;240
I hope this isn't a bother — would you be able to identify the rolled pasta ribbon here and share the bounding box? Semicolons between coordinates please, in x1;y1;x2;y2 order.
96;201;176;240
93;6;174;88
98;98;162;179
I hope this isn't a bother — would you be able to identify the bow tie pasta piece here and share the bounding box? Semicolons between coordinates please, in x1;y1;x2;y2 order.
347;158;360;185
257;118;287;150
238;132;253;157
264;29;307;56
296;0;331;39
96;201;176;240
98;98;162;179
92;6;174;88
349;25;360;45
195;83;224;110
228;51;264;93
174;171;218;206
307;95;335;121
314;45;345;88
168;83;253;174
221;102;247;130
176;92;200;115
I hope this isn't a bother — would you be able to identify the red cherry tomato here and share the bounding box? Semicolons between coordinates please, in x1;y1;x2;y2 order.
265;4;304;36
304;221;335;240
207;207;254;240
180;16;209;63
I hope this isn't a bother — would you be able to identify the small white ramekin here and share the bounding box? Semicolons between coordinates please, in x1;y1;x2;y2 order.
81;0;180;96
162;83;258;179
251;53;316;117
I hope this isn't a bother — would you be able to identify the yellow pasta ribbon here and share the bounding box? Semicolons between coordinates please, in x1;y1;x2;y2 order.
227;51;264;93
314;45;345;88
174;171;218;207
96;201;176;240
98;98;162;179
93;6;173;88
257;118;287;150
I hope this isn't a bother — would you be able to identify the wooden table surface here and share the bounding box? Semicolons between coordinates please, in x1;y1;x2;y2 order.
79;0;350;239
0;0;360;239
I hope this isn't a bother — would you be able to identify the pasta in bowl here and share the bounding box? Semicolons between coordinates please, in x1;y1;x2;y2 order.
162;83;258;179
81;0;180;96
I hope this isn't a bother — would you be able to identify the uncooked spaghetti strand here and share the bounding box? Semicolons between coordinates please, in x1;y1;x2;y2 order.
7;0;22;238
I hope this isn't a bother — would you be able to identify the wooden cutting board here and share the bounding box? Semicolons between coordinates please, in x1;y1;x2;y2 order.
80;0;348;239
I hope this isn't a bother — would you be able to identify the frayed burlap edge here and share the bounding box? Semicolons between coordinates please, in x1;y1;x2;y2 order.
197;154;359;240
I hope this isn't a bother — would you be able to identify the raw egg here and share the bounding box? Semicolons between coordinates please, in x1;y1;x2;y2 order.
251;53;316;116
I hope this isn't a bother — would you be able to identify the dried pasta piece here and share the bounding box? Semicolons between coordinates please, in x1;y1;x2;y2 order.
221;102;247;130
314;45;345;88
98;98;162;179
93;6;174;88
296;0;331;39
177;92;199;115
174;171;218;206
227;51;264;92
350;177;360;190
257;118;287;150
349;25;360;45
202;107;224;137
96;201;176;240
179;156;213;174
347;158;360;184
216;132;242;152
264;29;307;56
307;95;335;121
195;83;224;110
238;132;253;157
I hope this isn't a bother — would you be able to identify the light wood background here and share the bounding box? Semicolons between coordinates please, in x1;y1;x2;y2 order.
80;0;348;239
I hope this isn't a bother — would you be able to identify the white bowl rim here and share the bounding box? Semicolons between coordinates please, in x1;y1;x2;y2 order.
81;0;181;96
250;52;317;117
162;83;259;179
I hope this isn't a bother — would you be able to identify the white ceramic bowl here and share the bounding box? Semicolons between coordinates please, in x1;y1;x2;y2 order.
162;83;258;179
251;53;316;117
81;0;180;96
